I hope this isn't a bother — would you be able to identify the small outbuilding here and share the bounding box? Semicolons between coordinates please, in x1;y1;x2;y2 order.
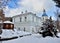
3;21;14;30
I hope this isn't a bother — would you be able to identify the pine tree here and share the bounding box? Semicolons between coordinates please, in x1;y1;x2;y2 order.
53;0;60;8
53;0;60;32
39;16;59;38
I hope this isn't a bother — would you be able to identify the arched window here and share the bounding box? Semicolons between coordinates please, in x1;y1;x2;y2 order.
24;27;25;31
18;28;20;31
20;17;22;22
17;28;20;31
25;17;27;22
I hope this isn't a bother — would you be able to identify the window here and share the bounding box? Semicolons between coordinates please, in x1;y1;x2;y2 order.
18;28;20;31
32;28;34;32
24;27;25;31
25;17;27;22
17;28;20;31
14;18;15;22
33;17;34;22
20;17;22;22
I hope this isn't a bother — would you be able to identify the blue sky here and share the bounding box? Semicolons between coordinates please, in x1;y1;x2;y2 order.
4;0;57;20
7;0;20;8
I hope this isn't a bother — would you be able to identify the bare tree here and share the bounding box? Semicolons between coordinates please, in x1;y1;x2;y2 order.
54;9;60;31
0;0;10;9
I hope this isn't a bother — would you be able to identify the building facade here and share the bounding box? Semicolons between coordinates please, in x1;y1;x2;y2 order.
12;11;43;33
12;9;48;33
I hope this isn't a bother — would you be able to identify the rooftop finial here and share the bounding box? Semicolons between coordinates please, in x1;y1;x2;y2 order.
21;11;23;14
42;9;48;17
43;9;46;13
25;10;27;13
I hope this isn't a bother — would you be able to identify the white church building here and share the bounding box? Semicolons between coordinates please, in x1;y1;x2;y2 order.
12;10;48;33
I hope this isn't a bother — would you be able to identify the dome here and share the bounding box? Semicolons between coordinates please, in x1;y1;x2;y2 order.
42;13;48;16
42;9;48;17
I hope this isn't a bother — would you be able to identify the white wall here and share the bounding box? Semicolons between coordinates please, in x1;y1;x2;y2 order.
12;13;42;33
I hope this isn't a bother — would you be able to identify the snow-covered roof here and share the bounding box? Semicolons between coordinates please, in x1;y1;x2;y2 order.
3;21;13;24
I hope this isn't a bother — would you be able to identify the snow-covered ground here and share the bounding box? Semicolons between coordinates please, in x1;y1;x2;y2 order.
0;29;60;43
2;33;60;43
0;29;31;38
